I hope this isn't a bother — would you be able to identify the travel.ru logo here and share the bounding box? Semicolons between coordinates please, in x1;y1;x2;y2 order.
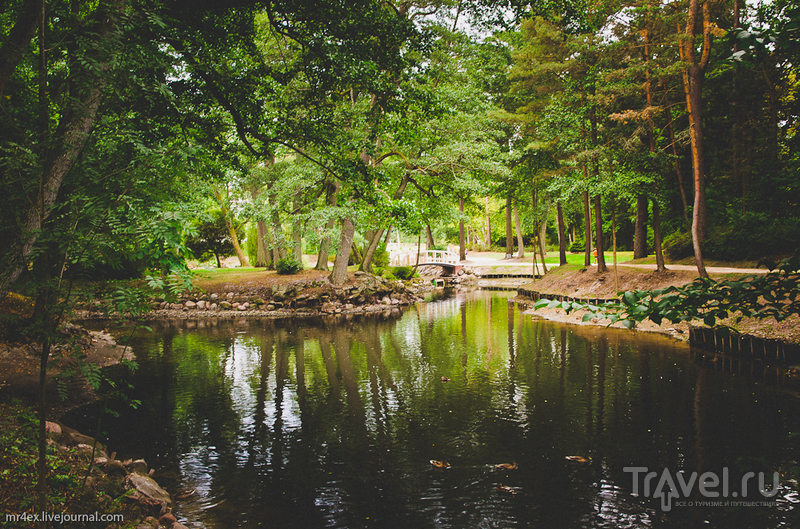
624;467;780;512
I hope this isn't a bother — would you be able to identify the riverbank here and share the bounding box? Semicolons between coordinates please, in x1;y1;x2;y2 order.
0;400;194;529
515;263;800;347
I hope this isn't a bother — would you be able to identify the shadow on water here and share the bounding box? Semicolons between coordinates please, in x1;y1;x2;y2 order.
67;291;800;529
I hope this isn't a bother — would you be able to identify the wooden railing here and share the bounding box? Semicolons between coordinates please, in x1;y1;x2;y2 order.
390;250;460;267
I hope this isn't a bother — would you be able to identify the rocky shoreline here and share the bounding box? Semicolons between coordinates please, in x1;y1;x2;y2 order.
76;272;461;320
42;420;192;529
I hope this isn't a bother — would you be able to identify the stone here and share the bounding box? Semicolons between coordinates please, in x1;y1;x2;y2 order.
266;305;276;311
226;292;234;298
126;459;149;475
158;513;177;527
219;301;232;310
196;300;206;310
99;458;127;476
381;297;392;305
74;443;96;458
210;293;218;300
345;303;354;310
321;302;336;313
210;303;218;310
45;421;62;440
184;301;196;309
237;305;247;311
124;473;172;516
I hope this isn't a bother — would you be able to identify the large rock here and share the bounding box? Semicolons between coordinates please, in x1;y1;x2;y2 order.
124;473;172;516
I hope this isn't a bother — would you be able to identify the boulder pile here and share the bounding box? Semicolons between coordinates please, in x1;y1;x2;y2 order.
147;273;430;317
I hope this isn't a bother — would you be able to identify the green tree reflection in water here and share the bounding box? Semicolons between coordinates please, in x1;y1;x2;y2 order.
72;291;799;529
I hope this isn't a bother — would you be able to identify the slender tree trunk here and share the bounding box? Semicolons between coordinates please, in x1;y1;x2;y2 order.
216;189;250;267
556;202;567;266
583;189;592;267
330;217;355;285
485;197;491;250
680;0;713;278
459;197;466;261
538;222;548;274
612;204;619;291
594;195;606;273
514;202;525;258
411;231;422;276
250;186;268;267
360;228;385;273
505;195;513;258
267;183;287;262
633;194;648;259
291;190;303;266
665;106;690;222
425;225;435;251
361;176;408;272
653;199;666;271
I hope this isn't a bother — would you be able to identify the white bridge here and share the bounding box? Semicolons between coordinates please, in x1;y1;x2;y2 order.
390;250;461;272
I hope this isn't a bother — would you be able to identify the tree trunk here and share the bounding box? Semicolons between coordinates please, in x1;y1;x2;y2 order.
593;195;606;273
250;185;268;267
537;206;549;274
360;176;408;272
0;0;122;302
425;225;435;251
485;197;491;250
360;228;385;273
633;194;648;259
665;105;690;222
256;221;268;267
216;189;250;268
612;204;619;291
459;197;466;261
315;180;338;271
556;202;567;266
583;188;592;267
291;190;303;266
329;217;355;285
514;201;525;258
505;195;513;258
680;0;713;278
653;199;666;271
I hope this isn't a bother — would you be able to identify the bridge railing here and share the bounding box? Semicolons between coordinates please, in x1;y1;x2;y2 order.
390;250;459;267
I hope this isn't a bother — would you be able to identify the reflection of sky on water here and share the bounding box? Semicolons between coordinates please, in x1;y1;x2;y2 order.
73;290;800;528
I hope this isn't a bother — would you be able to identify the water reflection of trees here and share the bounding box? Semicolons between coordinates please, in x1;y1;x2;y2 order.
102;294;799;529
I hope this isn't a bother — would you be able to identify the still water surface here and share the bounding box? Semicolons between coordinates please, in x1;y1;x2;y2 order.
72;290;800;528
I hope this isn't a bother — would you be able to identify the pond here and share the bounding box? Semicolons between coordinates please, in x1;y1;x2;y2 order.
69;290;800;528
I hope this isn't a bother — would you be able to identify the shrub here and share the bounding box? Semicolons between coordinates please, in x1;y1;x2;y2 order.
568;241;585;254
391;266;415;280
373;243;390;267
705;214;800;261
276;257;302;275
662;230;695;260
